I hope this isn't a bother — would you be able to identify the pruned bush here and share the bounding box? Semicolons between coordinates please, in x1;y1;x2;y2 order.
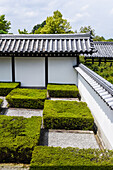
0;99;3;111
85;62;113;85
30;146;113;169
6;88;47;109
47;84;79;98
0;116;42;163
43;100;94;130
0;82;20;96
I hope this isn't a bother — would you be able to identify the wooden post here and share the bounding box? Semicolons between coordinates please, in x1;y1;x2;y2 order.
45;56;48;87
99;58;101;66
92;58;94;64
77;55;79;66
12;57;15;82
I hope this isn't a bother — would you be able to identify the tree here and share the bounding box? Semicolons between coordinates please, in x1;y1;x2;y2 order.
107;38;113;42
18;29;28;34
0;30;8;34
93;35;105;41
40;10;73;34
79;26;95;37
32;20;46;34
0;15;11;33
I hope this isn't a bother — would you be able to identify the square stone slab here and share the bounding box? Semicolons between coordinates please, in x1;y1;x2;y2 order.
40;130;100;149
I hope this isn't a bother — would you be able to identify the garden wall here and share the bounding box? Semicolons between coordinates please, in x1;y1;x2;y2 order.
0;57;12;81
76;66;113;150
48;57;77;85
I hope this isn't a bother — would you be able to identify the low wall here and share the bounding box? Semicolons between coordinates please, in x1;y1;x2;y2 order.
76;65;113;149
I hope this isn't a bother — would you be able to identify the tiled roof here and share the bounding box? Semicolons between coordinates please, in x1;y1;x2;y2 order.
76;64;113;110
0;33;95;54
85;41;113;58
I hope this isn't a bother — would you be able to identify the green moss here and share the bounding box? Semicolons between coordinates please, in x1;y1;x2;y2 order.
0;99;3;111
0;99;3;106
43;100;94;130
0;115;42;163
30;146;113;169
84;63;113;84
47;84;79;98
6;88;47;109
0;82;20;96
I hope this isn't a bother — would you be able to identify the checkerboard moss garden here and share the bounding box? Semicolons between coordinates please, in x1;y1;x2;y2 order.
6;88;47;109
47;84;79;98
30;146;113;169
0;99;3;111
0;115;42;163
0;82;20;96
43;100;94;130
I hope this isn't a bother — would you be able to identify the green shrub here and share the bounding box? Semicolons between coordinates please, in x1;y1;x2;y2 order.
0;99;3;111
47;84;79;98
0;82;20;96
30;146;113;169
43;100;94;130
85;62;113;84
0;115;42;163
6;88;47;109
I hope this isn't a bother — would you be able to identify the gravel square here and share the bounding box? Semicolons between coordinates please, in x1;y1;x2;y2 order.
1;108;43;118
40;130;99;149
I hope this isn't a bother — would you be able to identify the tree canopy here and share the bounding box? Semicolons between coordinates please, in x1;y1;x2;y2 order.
79;26;95;37
0;15;11;33
18;29;28;34
40;10;73;34
32;20;46;34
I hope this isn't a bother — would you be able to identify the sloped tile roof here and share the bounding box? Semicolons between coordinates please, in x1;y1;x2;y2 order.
0;33;95;54
85;41;113;58
76;64;113;110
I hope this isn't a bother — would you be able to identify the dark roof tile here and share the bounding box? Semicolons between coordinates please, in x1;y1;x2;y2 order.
0;33;95;54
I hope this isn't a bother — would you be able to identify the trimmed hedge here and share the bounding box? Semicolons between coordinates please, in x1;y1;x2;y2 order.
0;115;42;163
0;99;3;111
0;82;20;96
30;146;113;169
6;88;47;109
43;100;94;130
47;84;79;98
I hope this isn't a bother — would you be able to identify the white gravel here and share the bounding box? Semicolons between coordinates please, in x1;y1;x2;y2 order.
49;97;80;101
0;97;8;108
1;108;43;118
41;130;99;149
0;164;30;170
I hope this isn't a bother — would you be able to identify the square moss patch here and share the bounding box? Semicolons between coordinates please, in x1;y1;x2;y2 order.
30;146;113;168
43;100;94;130
0;82;20;96
0;115;42;163
47;84;79;98
6;88;47;109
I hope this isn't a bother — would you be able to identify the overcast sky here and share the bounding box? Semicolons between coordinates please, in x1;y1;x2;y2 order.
0;0;113;38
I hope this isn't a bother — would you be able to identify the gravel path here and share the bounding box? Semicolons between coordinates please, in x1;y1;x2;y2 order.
0;97;43;118
40;130;100;149
0;97;8;108
1;108;43;118
49;97;80;101
0;164;30;170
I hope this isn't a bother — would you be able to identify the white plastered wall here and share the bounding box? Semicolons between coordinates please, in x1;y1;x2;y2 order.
48;57;77;85
0;57;12;81
78;73;113;149
15;57;45;87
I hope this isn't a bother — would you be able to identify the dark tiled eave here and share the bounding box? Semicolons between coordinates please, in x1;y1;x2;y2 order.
0;33;96;56
85;41;113;58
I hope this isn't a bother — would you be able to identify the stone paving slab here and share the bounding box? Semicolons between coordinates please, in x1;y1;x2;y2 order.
1;108;43;118
0;164;30;170
40;130;99;149
0;97;8;108
49;97;80;101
